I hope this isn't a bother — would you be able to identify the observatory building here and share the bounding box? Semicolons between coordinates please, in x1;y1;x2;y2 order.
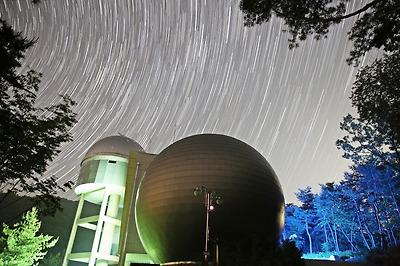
63;134;285;266
63;136;156;266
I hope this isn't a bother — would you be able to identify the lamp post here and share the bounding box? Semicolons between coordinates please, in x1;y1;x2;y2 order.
194;186;223;265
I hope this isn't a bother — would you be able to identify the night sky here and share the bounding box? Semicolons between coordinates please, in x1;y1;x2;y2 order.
1;0;378;203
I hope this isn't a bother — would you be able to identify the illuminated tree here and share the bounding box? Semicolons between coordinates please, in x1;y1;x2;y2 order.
349;163;400;248
340;174;376;251
295;187;317;254
0;208;58;265
316;183;346;252
282;203;306;250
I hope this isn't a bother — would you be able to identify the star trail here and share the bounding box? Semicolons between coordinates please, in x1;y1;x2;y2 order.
0;0;378;203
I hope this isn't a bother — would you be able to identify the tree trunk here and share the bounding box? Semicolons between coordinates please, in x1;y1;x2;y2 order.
282;228;287;241
333;225;339;252
328;223;339;252
323;224;329;251
351;198;371;250
388;181;400;219
372;200;384;249
340;228;358;252
365;223;376;248
389;227;397;246
305;218;313;253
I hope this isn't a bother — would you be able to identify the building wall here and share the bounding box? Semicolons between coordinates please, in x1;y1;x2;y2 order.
118;151;157;265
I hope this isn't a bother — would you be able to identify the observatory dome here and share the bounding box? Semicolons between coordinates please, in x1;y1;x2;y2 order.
82;135;144;161
135;134;285;264
75;135;143;204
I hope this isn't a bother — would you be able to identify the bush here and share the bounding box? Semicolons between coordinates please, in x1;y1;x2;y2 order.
219;238;304;266
366;245;400;266
0;208;58;265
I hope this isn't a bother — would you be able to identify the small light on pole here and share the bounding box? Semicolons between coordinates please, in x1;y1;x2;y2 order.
194;186;223;265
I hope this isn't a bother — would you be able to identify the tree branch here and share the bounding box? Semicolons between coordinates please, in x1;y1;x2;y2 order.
275;0;383;23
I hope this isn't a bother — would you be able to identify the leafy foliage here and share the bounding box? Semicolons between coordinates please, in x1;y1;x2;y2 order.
242;0;400;261
336;45;399;174
220;237;305;266
0;20;35;89
282;203;306;249
0;208;58;265
0;20;76;216
336;114;399;172
348;1;400;64
295;187;318;254
350;51;400;141
366;245;400;266
284;163;400;257
239;0;400;64
39;250;64;266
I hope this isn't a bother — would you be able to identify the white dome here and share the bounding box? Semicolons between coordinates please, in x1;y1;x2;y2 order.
83;135;144;161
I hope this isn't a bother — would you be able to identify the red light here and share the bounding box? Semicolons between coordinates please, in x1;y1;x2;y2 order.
209;205;215;211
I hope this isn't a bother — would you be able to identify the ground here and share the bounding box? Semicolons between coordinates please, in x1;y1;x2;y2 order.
305;260;374;266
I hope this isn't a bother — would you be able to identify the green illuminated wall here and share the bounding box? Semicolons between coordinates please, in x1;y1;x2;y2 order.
118;150;156;266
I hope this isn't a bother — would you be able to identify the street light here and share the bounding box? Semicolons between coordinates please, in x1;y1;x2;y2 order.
194;186;223;264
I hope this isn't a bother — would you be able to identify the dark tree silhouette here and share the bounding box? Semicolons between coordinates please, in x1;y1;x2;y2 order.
350;51;400;144
0;20;76;217
336;114;399;173
239;0;400;65
337;51;400;173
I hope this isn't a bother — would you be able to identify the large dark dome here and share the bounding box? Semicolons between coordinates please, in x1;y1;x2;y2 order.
135;134;285;264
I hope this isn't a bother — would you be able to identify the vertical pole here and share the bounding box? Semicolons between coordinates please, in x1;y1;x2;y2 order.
215;241;219;266
89;188;109;266
204;192;210;264
96;193;121;266
119;162;140;266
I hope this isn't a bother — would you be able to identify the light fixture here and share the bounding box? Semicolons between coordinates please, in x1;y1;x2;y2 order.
194;186;223;264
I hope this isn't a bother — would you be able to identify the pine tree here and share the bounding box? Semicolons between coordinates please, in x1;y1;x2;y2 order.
0;208;58;265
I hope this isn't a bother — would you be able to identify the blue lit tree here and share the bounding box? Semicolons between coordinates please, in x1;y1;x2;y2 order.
279;2;399;259
316;183;353;253
295;187;318;254
284;161;400;257
340;173;376;251
348;163;400;249
282;203;306;250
